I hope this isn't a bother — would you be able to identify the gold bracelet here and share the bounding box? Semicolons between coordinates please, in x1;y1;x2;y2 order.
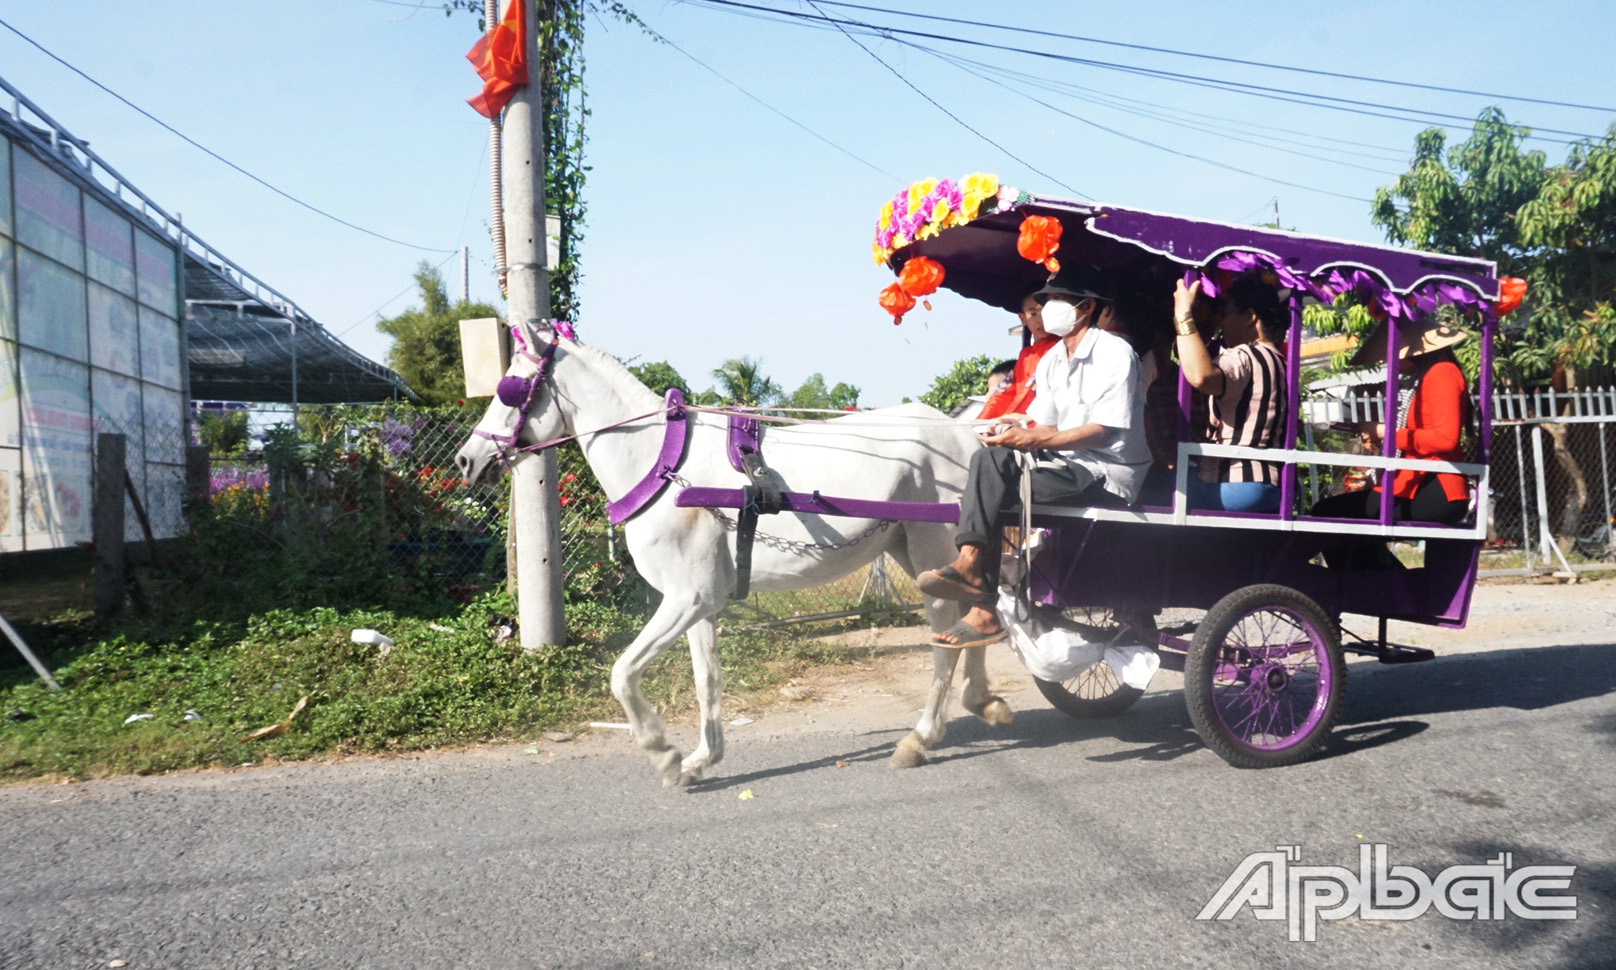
1174;317;1198;336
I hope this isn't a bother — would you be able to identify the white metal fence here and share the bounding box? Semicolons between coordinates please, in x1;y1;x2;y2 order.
1308;386;1616;577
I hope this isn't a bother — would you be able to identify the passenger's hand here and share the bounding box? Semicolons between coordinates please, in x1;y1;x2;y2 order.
983;424;1051;450
1173;278;1202;318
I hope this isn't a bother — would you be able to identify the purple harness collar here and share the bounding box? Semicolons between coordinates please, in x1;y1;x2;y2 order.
604;388;688;525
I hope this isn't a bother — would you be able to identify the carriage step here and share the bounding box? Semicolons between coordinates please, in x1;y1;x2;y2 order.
1377;644;1435;664
1342;642;1435;664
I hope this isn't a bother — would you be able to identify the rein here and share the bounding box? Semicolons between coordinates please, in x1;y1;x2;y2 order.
471;323;982;524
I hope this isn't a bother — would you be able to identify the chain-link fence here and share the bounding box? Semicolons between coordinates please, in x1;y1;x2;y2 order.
197;389;1614;625
1484;416;1616;576
1307;386;1616;576
199;404;922;624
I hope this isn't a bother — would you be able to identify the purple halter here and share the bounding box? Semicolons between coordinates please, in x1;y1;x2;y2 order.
474;329;561;468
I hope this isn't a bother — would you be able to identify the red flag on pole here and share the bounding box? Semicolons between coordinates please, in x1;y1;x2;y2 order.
466;0;528;119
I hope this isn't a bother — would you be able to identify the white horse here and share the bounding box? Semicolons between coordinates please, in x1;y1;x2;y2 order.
454;322;1013;786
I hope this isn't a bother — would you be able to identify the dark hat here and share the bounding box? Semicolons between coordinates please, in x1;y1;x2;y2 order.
1034;263;1112;303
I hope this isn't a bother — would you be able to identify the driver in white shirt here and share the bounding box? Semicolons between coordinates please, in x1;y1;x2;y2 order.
918;264;1151;647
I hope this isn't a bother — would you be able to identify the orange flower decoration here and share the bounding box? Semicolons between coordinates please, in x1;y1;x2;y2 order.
879;282;917;324
896;256;945;297
1496;276;1527;316
1017;214;1062;273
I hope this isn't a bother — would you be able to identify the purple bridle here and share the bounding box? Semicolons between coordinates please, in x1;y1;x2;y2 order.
473;327;562;468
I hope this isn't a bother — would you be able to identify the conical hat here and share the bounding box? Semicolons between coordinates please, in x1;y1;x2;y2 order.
1348;319;1469;367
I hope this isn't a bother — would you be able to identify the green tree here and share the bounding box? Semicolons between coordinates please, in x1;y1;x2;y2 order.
1516;125;1616;386
710;357;782;406
918;354;995;414
195;408;250;456
627;360;690;396
782;373;860;411
376;263;502;405
1365;109;1616;541
1367;108;1616;387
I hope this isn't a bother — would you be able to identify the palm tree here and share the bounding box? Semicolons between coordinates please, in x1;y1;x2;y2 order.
710;357;782;407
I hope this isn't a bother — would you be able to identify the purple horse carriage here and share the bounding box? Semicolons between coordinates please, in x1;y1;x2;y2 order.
837;179;1502;768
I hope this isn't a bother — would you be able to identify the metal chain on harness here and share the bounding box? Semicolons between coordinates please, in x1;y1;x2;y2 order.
668;473;894;553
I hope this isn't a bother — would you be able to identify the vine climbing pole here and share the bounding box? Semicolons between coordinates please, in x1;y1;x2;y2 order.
502;0;567;648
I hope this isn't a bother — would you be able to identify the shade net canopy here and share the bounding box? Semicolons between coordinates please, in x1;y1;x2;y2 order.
185;256;415;404
890;195;1498;313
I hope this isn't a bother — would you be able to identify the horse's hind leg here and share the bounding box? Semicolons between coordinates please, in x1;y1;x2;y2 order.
610;596;709;786
680;617;724;783
959;644;1013;726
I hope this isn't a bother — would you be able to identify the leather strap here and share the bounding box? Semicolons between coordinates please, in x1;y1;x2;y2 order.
604;388;689;525
727;414;763;472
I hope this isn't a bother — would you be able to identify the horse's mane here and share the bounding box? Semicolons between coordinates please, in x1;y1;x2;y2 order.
561;338;662;409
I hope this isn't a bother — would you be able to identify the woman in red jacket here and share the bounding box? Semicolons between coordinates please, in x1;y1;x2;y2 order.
1311;319;1472;524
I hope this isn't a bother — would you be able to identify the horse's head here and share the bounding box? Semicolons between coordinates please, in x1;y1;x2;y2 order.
455;321;574;485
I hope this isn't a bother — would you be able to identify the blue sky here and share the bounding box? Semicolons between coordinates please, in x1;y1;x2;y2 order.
3;1;1613;405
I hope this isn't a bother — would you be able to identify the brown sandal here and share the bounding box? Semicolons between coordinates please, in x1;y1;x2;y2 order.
916;565;987;602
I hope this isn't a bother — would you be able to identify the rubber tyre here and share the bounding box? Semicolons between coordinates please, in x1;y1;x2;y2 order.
1033;607;1145;718
1184;584;1345;769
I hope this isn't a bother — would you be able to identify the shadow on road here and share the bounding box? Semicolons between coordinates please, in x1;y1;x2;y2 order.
692;641;1616;790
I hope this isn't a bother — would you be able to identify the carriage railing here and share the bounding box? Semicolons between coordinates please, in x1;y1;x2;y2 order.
1025;441;1489;542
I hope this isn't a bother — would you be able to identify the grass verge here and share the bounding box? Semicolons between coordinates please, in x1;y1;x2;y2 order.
0;596;872;783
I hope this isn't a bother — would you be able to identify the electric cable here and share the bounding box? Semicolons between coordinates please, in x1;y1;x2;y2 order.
918;44;1400;177
0;15;458;253
637;17;902;181
935;51;1411;162
800;0;1089;198
922;42;1374;204
337;250;461;339
677;0;1601;144
809;0;1616;114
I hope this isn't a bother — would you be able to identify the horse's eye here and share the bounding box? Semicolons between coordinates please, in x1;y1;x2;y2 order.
496;376;530;408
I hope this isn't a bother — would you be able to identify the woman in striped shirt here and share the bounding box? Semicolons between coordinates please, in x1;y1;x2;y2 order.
1171;274;1289;513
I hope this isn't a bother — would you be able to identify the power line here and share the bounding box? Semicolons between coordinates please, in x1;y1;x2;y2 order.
337;250;461;339
922;42;1374;204
800;0;1090;198
679;0;1602;144
637;17;902;182
921;46;1401;177
936;52;1412;162
810;0;1616;114
0;16;457;254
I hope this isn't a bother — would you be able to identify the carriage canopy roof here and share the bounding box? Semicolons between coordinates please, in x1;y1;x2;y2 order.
876;178;1499;316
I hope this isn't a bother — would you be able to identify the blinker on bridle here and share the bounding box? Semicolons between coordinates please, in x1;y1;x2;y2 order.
474;328;561;467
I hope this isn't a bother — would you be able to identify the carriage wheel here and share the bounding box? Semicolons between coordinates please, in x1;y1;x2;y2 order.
1184;585;1344;769
1033;607;1147;718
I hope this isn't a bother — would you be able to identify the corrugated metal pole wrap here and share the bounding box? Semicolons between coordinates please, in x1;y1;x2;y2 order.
486;0;506;291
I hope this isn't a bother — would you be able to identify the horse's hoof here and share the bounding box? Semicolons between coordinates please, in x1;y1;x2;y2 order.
656;749;685;787
890;731;928;769
975;697;1014;727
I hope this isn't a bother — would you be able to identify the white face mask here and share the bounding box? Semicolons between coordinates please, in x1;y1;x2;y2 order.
1041;299;1080;337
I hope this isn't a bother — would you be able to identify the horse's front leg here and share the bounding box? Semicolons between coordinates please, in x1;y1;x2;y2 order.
959;644;1013;726
680;617;724;784
610;596;710;786
891;644;963;768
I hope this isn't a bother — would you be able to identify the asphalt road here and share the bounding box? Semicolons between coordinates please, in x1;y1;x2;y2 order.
3;636;1614;969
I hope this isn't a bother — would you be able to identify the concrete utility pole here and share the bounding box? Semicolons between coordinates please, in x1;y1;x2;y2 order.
503;0;567;648
461;245;470;304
